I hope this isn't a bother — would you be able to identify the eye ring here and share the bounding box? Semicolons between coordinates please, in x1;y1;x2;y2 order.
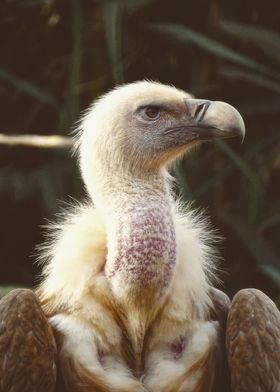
140;105;161;121
135;104;162;122
144;106;160;119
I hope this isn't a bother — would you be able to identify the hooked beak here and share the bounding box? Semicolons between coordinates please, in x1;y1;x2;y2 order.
184;99;245;143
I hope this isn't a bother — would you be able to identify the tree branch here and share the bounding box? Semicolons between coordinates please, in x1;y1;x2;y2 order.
0;134;74;149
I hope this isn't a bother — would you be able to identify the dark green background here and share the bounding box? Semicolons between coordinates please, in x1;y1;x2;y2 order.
1;0;280;301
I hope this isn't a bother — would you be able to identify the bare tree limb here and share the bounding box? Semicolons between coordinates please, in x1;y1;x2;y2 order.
0;134;74;149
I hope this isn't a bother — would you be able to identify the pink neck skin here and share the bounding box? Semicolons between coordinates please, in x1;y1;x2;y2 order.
103;176;177;302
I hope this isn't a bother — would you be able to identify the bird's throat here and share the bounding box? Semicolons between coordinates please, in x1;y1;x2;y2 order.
103;176;177;305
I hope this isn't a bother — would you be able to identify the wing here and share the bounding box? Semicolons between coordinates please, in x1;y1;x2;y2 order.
208;287;231;392
226;288;280;392
0;289;57;392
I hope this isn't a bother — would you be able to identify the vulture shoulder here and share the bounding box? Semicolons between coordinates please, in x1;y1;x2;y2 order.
226;288;280;392
209;287;280;392
0;289;57;392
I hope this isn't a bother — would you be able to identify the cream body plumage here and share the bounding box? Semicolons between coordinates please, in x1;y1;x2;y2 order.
37;81;245;391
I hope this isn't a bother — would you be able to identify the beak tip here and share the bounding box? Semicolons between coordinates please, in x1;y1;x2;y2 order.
232;123;245;144
184;99;246;144
225;107;245;144
236;118;246;144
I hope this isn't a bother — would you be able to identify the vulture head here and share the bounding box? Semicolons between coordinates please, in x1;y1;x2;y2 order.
79;81;245;201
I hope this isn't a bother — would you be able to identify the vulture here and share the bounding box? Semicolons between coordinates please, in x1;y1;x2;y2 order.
0;81;280;392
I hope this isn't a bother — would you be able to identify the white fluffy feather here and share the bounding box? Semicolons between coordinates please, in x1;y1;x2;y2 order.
37;81;222;391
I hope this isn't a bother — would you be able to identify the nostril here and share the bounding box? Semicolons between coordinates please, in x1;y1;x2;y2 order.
194;102;208;122
194;103;204;119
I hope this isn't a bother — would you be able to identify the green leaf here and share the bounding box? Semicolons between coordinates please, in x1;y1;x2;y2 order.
0;286;23;298
101;0;156;83
221;20;280;65
238;98;280;116
219;213;280;286
20;0;46;6
215;140;261;190
150;23;268;74
259;214;280;233
0;68;60;109
220;213;280;265
194;132;278;197
260;265;280;288
59;0;83;131
102;2;124;84
97;0;155;10
220;66;280;95
125;0;156;13
69;0;82;120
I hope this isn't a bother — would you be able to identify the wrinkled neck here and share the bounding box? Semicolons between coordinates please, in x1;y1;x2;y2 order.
94;173;177;305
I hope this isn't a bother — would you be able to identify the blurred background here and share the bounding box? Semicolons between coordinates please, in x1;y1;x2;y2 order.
1;0;280;301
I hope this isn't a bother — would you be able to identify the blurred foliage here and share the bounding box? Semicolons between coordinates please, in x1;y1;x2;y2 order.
0;0;280;300
0;286;28;299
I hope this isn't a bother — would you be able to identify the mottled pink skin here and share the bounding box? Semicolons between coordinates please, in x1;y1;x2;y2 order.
171;337;186;360
105;190;176;294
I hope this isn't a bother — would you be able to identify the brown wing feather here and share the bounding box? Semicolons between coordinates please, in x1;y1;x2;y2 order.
0;289;57;392
208;287;231;392
226;288;280;392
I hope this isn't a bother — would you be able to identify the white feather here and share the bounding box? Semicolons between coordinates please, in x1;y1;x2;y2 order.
37;81;221;391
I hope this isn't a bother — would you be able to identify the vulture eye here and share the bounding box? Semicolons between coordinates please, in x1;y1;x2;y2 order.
140;105;161;121
145;106;160;119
